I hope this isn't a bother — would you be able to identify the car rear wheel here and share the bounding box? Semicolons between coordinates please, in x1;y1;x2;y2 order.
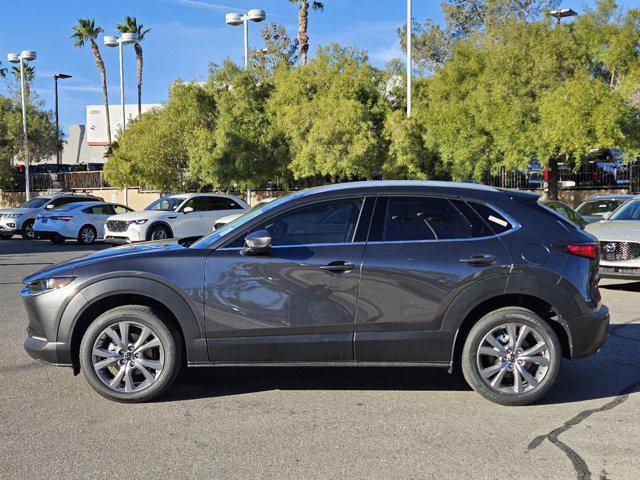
79;305;183;403
148;224;171;241
462;307;562;406
77;225;97;245
21;220;35;239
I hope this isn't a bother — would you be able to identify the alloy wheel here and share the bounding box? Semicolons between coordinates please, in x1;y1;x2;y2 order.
152;228;168;240
80;227;95;244
476;322;550;395
91;321;165;393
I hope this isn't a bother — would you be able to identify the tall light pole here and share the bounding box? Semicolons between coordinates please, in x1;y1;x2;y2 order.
225;9;267;68
52;73;72;166
407;0;412;118
7;50;36;201
104;32;137;206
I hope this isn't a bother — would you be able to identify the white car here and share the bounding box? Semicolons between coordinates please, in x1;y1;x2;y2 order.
212;197;277;230
104;193;248;243
33;201;133;245
0;193;103;240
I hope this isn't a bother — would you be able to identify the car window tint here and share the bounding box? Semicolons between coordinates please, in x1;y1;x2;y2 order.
469;203;512;234
94;205;115;215
577;200;622;216
381;197;486;241
244;199;363;247
192;197;244;211
50;197;75;208
113;205;131;214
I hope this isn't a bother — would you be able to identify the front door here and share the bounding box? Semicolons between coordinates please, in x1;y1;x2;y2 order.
204;197;370;363
354;196;512;363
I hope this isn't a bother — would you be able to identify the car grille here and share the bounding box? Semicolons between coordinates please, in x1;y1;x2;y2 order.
106;220;128;232
599;241;640;261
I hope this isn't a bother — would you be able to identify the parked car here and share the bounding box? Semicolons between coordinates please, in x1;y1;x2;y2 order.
22;181;608;405
213;197;277;230
575;194;636;224
586;198;640;280
540;200;587;229
33;201;133;245
103;193;248;243
0;193;104;240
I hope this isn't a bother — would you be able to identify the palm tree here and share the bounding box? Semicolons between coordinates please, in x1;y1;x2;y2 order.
71;18;112;144
116;16;150;116
287;1;324;65
11;64;35;99
0;62;6;78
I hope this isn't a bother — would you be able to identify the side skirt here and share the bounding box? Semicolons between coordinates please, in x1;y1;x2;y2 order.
187;361;452;369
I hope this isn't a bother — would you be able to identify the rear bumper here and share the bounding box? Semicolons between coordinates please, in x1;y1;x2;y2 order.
34;230;73;241
566;305;610;359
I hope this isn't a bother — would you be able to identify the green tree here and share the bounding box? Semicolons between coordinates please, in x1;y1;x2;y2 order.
71;18;112;144
269;44;387;181
250;22;298;72
105;82;216;191
287;0;324;65
116;16;151;116
10;65;35;100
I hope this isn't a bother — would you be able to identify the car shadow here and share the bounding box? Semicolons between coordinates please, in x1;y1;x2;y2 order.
0;237;112;256
162;324;640;405
599;280;640;292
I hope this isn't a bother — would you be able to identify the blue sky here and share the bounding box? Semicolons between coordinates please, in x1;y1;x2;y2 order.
0;0;635;135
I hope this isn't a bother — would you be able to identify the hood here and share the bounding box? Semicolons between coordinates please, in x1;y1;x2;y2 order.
0;207;35;216
107;210;176;221
584;220;640;242
23;239;186;284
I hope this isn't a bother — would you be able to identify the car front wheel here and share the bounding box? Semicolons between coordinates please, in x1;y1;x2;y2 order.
148;224;171;241
462;307;562;406
77;225;97;245
21;220;35;239
79;305;183;403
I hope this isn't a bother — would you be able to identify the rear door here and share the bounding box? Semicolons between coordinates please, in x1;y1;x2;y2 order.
354;195;512;363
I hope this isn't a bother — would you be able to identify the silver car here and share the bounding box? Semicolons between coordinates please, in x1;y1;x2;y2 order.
585;198;640;280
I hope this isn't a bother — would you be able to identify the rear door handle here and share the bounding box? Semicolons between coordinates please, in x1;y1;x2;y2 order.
318;261;355;272
459;254;497;266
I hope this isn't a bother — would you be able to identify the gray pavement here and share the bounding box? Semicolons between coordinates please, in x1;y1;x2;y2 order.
0;237;638;479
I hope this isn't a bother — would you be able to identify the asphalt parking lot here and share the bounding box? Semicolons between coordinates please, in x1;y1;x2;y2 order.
0;238;639;480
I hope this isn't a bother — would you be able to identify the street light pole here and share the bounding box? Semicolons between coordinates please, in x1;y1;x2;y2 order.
52;74;72;166
226;9;267;69
7;51;36;201
407;0;412;118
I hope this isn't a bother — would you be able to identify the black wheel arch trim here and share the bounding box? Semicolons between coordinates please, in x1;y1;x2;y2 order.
57;272;208;364
146;222;173;240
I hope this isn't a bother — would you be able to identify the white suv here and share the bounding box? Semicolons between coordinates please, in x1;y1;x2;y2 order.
104;193;248;243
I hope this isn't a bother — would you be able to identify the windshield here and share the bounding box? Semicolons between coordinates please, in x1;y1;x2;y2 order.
145;197;185;211
609;200;640;221
20;197;50;209
191;195;290;249
577;199;625;216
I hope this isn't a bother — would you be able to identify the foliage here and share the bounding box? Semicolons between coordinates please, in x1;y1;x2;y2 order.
250;22;298;72
105;82;216;191
268;44;388;181
116;16;151;115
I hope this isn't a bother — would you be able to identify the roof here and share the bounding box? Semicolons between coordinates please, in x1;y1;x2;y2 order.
581;194;638;201
56;201;111;211
308;180;499;193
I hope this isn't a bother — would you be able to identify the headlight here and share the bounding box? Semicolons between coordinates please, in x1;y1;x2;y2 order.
23;276;76;296
2;213;23;219
129;219;148;225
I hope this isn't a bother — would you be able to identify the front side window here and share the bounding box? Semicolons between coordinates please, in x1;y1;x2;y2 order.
577;199;624;216
237;198;363;247
21;197;50;209
373;197;494;242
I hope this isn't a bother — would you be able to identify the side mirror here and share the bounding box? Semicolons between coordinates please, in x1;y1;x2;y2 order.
45;204;54;210
602;212;612;221
183;206;194;214
242;229;271;255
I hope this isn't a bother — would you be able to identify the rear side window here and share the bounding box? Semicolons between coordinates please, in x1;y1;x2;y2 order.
188;197;244;211
469;203;513;234
372;197;494;242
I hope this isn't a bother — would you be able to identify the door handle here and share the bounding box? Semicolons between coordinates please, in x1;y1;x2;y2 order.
318;261;355;272
459;254;497;266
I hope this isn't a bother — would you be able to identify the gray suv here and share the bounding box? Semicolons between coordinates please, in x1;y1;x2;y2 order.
21;181;609;405
0;193;103;239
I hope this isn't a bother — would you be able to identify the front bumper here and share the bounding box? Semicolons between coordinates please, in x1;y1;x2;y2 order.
566;305;610;359
104;224;145;243
0;219;19;234
24;335;72;367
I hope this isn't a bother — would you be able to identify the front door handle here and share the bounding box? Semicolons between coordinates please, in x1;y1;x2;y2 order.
459;254;497;266
318;261;355;272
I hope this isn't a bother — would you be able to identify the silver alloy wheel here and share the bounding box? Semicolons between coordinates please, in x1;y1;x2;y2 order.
152;228;168;240
92;321;165;393
476;322;550;395
24;222;34;238
81;227;95;244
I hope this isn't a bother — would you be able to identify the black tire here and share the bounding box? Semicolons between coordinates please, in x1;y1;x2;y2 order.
79;305;183;403
50;237;66;245
21;220;35;239
148;224;172;241
461;307;562;406
0;233;12;240
77;224;97;245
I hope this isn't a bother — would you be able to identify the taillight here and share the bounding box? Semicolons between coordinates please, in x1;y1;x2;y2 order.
564;244;597;259
51;216;73;222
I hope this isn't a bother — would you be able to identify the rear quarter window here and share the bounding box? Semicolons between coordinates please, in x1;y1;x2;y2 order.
468;203;513;234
